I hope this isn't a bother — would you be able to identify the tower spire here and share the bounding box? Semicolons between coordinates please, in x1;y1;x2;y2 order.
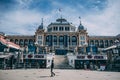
41;18;43;28
41;18;43;25
38;18;44;29
78;16;84;30
79;16;81;25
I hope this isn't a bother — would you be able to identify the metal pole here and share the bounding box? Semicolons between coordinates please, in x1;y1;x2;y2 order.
52;35;54;52
3;58;6;69
68;36;69;51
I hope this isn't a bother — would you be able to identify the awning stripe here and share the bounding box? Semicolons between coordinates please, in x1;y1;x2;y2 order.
0;37;20;50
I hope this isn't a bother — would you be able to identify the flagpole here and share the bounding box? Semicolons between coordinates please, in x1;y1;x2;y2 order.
59;8;62;19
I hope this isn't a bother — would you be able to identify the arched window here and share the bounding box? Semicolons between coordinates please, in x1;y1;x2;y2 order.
90;40;94;45
29;39;34;45
53;36;57;41
72;36;77;46
15;39;18;44
109;40;113;46
105;40;108;47
59;36;64;46
24;39;28;46
95;40;99;47
100;40;104;48
46;35;49;46
59;36;64;41
46;35;53;46
19;39;23;45
46;36;49;41
53;36;57;45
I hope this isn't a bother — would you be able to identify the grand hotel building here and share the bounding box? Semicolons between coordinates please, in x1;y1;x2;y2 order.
5;17;120;55
0;17;120;70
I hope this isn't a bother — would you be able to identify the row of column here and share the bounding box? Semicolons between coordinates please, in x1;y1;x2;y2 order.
88;40;114;48
45;35;77;48
10;39;35;47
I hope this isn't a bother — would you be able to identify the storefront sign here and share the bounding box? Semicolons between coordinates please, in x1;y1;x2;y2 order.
34;55;44;58
76;55;106;60
23;54;45;59
77;56;85;59
94;56;103;59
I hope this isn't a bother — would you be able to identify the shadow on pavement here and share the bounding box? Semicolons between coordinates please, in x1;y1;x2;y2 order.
39;76;50;78
39;75;59;78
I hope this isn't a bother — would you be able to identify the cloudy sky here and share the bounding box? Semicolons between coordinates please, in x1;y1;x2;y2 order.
0;0;120;36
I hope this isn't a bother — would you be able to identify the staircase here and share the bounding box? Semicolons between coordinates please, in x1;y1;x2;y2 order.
54;55;73;69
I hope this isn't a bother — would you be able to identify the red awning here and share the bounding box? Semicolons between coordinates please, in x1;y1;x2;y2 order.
0;37;20;50
7;42;20;50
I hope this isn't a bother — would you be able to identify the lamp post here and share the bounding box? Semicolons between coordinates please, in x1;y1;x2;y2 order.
112;39;119;70
20;47;24;63
113;40;120;61
113;47;119;63
35;42;38;54
117;43;120;56
17;50;21;68
52;35;55;54
83;42;88;54
112;48;118;70
88;45;92;55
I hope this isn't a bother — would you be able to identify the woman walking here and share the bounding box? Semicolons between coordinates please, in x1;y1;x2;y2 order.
50;58;55;77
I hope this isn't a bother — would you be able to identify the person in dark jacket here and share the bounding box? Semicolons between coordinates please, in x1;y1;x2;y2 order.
50;58;55;77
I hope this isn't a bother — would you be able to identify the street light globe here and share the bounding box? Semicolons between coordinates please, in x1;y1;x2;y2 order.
83;42;88;46
35;42;38;45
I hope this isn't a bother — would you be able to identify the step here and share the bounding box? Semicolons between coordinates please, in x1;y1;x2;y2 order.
54;55;73;69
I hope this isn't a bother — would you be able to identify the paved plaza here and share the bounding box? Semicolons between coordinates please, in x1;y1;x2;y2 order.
0;69;120;80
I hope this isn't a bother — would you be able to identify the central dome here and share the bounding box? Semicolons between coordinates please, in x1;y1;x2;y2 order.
56;18;67;23
47;17;76;32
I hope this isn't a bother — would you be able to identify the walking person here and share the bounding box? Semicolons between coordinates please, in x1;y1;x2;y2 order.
50;58;55;77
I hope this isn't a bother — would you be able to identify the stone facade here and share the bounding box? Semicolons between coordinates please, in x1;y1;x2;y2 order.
5;18;120;55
